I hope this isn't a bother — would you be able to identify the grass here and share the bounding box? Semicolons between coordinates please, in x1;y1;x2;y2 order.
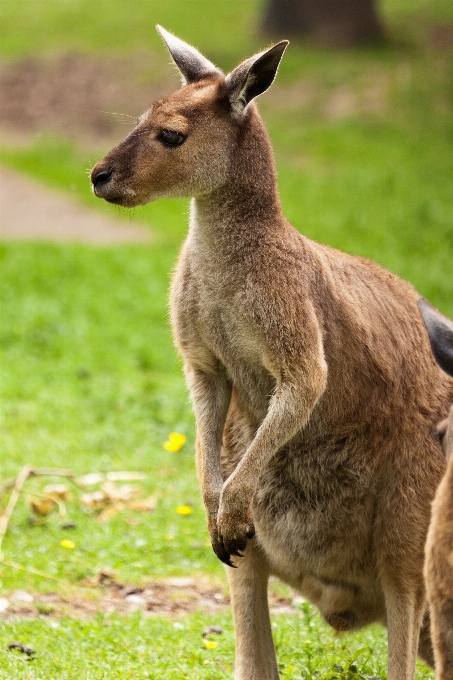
0;604;435;679
0;0;452;677
0;607;395;680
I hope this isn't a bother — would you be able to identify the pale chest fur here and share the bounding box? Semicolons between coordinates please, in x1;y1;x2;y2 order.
170;234;275;424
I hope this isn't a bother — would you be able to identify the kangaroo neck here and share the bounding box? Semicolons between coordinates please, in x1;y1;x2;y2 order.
190;106;285;251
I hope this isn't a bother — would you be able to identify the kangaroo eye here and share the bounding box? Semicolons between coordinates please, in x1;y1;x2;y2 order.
160;129;186;147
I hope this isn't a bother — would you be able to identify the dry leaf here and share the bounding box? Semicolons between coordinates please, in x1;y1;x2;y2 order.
127;496;157;512
29;497;57;516
80;490;107;508
101;481;141;502
76;473;105;486
96;501;126;523
43;484;71;500
106;471;147;481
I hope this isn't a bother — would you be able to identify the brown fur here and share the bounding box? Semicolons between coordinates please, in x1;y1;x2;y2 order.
419;299;453;679
91;28;453;680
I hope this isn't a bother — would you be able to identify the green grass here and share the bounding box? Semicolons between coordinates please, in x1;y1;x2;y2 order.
0;0;452;677
0;242;224;586
0;605;432;680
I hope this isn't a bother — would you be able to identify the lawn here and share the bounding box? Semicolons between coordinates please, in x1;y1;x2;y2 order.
1;0;452;677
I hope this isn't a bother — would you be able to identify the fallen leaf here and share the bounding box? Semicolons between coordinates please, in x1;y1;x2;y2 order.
127;496;157;512
101;481;141;502
96;501;126;523
163;432;187;452
106;471;147;481
29;497;57;516
80;490;106;509
43;484;71;500
76;472;105;486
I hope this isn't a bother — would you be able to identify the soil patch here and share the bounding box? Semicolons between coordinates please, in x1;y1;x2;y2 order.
0;577;299;621
0;52;176;145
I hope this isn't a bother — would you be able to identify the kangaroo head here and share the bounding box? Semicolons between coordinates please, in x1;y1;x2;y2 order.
418;297;453;458
91;27;288;207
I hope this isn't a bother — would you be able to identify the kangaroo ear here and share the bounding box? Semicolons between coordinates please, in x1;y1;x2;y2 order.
418;298;453;378
225;41;288;117
157;25;222;85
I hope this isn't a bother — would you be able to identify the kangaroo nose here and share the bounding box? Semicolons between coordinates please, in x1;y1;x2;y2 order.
91;167;113;188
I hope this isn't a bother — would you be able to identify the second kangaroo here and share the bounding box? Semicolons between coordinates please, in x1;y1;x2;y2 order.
91;28;453;680
419;298;453;680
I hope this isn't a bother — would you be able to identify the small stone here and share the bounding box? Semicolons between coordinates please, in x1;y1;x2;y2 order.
11;591;34;604
61;521;76;530
125;594;146;607
165;577;196;588
0;598;9;613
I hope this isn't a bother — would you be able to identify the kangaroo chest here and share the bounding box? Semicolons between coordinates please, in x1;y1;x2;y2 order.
172;247;275;421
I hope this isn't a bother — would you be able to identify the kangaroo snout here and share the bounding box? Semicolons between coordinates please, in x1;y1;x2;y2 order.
90;160;138;206
91;166;113;190
90;164;119;202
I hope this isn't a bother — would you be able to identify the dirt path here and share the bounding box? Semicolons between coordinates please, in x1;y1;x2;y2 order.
0;166;150;244
0;576;298;621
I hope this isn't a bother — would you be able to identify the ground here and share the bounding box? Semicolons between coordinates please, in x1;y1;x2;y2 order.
0;167;150;243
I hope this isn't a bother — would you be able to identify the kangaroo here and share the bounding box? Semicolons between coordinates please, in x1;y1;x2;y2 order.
419;298;453;680
91;27;453;680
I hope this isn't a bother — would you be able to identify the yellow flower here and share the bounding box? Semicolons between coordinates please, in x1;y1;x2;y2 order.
60;540;75;549
176;505;192;515
163;432;187;452
203;640;219;650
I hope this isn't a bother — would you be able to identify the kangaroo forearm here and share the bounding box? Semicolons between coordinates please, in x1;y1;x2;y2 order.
231;373;326;482
187;367;232;510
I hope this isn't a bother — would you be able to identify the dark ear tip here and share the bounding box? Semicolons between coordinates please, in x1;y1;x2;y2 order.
270;40;289;55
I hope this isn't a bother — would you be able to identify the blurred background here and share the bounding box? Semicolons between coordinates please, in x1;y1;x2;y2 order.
0;3;452;676
0;2;452;677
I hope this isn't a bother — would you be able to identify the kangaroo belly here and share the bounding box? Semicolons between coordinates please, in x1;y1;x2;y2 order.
252;451;386;628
